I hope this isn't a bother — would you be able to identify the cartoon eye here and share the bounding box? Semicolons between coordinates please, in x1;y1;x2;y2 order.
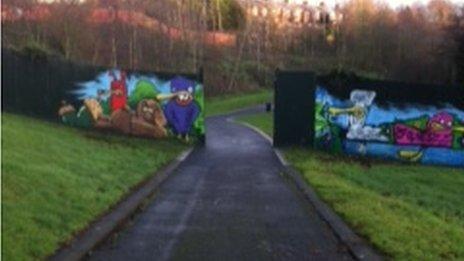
447;122;452;127
440;119;444;124
188;87;193;93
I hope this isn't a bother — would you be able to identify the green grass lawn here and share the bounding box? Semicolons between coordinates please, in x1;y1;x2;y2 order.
205;89;273;117
1;89;270;260
237;113;273;136
237;112;464;260
1;113;188;260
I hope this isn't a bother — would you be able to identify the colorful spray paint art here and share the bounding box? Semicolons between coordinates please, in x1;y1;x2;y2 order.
315;86;464;167
58;70;204;142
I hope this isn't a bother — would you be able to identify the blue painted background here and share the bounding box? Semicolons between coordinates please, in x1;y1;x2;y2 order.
315;86;464;167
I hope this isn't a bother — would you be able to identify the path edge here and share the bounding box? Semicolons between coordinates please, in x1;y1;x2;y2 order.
49;147;195;261
236;120;383;261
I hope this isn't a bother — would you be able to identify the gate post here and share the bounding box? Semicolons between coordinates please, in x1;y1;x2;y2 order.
273;69;316;147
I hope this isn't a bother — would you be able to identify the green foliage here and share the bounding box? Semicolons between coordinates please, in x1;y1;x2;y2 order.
241;60;274;87
218;58;250;83
2;113;187;260
129;80;159;108
237;112;464;260
453;120;464;149
315;102;327;135
14;39;56;60
192;84;206;137
218;0;246;30
287;55;308;68
314;102;343;152
218;58;274;90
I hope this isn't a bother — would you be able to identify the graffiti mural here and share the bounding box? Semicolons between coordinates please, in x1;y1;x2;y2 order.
58;70;204;142
315;86;464;167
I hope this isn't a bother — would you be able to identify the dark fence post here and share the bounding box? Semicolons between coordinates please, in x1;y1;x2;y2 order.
273;70;316;147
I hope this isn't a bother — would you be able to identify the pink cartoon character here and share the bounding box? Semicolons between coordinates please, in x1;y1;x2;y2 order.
393;112;454;148
422;112;453;148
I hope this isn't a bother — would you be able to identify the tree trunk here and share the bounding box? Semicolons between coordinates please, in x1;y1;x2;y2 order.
111;6;118;68
216;0;223;31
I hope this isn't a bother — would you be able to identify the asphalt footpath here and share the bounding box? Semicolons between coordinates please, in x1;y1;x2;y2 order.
87;108;354;261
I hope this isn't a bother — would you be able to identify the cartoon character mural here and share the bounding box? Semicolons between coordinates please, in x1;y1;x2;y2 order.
328;90;389;142
58;70;204;142
109;71;129;112
393;112;455;148
315;86;464;167
161;77;200;141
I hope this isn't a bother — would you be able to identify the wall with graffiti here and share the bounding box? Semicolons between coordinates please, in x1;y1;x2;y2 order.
315;86;464;167
58;70;204;142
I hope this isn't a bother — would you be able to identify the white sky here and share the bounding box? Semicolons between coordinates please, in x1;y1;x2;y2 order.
286;0;464;8
36;0;464;9
371;0;463;8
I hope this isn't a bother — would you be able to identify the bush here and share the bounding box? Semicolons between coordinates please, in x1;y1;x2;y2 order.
16;40;56;60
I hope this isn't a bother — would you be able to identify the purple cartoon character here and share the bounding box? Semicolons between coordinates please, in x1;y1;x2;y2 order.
163;77;200;141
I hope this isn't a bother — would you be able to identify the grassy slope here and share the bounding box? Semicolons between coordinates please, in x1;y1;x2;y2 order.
237;113;273;136
1;89;270;260
205;89;272;117
2;114;187;260
237;113;464;260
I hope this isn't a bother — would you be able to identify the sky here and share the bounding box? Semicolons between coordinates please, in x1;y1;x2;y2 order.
285;0;464;8
36;0;464;9
374;0;464;8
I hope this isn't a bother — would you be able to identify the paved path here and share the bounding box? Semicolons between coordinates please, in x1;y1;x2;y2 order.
88;109;353;261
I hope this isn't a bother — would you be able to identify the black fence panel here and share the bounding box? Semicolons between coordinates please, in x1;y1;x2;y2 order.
2;49;105;119
317;74;464;109
274;70;315;147
2;49;201;120
2;48;205;143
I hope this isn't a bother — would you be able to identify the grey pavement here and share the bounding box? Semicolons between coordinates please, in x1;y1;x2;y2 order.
87;109;354;261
